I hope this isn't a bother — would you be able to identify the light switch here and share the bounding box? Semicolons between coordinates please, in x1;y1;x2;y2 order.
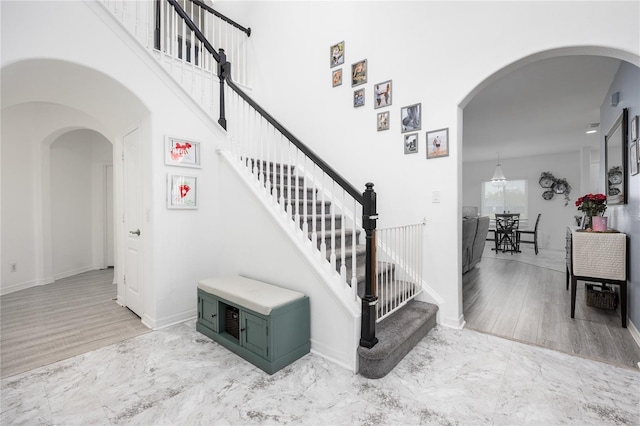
432;191;441;203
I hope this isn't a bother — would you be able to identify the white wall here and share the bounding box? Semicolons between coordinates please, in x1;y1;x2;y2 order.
463;151;583;250
214;0;640;327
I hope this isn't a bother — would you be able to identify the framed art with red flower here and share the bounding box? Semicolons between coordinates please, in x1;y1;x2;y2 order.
165;136;201;168
168;174;198;209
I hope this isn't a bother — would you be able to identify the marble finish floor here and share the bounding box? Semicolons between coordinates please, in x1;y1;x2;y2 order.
2;320;639;425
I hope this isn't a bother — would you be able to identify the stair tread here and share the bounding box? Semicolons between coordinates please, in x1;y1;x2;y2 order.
357;300;438;379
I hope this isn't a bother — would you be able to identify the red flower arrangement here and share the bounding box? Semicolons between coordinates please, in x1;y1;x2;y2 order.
575;193;607;217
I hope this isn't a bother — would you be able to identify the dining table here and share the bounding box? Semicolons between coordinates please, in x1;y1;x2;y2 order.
492;213;521;254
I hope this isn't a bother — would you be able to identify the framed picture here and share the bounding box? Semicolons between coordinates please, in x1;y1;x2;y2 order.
377;111;390;131
332;68;343;87
330;41;344;68
400;103;421;133
426;128;450;159
631;141;639;176
165;136;201;168
404;133;418;154
351;59;367;87
167;174;198;209
631;115;639;141
374;80;392;109
354;88;365;108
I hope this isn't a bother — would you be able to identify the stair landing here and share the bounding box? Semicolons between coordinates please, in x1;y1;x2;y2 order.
357;300;438;379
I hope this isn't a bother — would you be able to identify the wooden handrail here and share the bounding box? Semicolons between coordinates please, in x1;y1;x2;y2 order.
225;77;365;205
166;0;220;62
189;0;251;37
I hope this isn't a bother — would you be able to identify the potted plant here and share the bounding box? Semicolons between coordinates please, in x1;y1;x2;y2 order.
575;193;607;231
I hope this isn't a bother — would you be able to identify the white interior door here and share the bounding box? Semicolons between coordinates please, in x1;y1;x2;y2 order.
123;129;143;317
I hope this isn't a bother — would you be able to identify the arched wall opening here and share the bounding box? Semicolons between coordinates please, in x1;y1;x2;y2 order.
49;129;113;279
457;46;640;329
1;58;149;297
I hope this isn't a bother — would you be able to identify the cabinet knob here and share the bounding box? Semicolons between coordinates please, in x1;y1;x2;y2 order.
212;314;217;318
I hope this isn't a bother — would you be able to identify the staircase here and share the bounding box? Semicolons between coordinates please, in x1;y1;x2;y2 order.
98;0;439;378
253;159;438;378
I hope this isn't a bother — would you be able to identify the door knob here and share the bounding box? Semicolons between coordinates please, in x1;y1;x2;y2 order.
129;229;141;236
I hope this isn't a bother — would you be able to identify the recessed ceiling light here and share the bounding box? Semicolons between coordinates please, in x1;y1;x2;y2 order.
586;123;599;134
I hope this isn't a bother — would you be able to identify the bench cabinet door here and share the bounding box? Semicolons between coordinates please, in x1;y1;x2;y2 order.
241;311;269;360
199;293;219;333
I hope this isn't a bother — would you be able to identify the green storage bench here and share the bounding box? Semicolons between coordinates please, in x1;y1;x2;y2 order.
196;275;310;374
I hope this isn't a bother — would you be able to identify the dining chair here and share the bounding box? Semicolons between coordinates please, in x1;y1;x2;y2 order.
517;213;541;255
494;213;520;254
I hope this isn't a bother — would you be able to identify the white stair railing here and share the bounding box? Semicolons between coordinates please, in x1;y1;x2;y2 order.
99;0;250;120
375;223;425;322
223;83;365;301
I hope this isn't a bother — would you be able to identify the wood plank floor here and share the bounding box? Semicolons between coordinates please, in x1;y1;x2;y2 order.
0;269;150;379
463;249;640;370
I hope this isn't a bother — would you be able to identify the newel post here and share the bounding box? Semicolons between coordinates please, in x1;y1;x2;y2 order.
360;182;378;348
217;48;228;130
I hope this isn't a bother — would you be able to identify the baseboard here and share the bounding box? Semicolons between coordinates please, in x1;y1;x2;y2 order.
53;265;95;281
0;278;51;296
310;339;356;373
440;313;466;330
628;319;640;350
142;309;197;330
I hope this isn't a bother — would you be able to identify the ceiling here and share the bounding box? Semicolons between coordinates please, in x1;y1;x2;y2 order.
463;55;622;163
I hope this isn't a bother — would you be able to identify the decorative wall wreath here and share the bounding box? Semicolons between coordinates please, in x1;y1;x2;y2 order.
539;172;571;206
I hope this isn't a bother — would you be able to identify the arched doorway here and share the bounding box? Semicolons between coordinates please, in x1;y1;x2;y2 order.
49;128;113;278
458;47;640;366
1;59;149;317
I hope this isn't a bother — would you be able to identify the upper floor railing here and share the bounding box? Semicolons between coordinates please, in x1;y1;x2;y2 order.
100;0;250;87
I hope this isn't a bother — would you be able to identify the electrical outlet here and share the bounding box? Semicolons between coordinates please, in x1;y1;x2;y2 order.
10;262;17;273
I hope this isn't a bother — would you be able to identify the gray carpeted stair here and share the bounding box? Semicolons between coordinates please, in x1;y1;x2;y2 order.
357;300;438;379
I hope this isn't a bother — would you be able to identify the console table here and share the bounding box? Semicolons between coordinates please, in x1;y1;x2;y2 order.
565;227;628;327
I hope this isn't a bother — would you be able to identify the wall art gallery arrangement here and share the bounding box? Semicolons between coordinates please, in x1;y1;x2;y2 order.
329;40;448;159
165;136;201;209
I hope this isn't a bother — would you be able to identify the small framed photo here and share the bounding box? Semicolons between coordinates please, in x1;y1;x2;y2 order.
400;103;421;133
404;133;418;154
631;141;639;176
165;136;201;168
354;88;365;108
332;68;343;87
631;115;639;141
351;59;367;87
426;128;450;159
168;174;198;209
374;80;392;109
330;41;344;68
377;111;390;131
